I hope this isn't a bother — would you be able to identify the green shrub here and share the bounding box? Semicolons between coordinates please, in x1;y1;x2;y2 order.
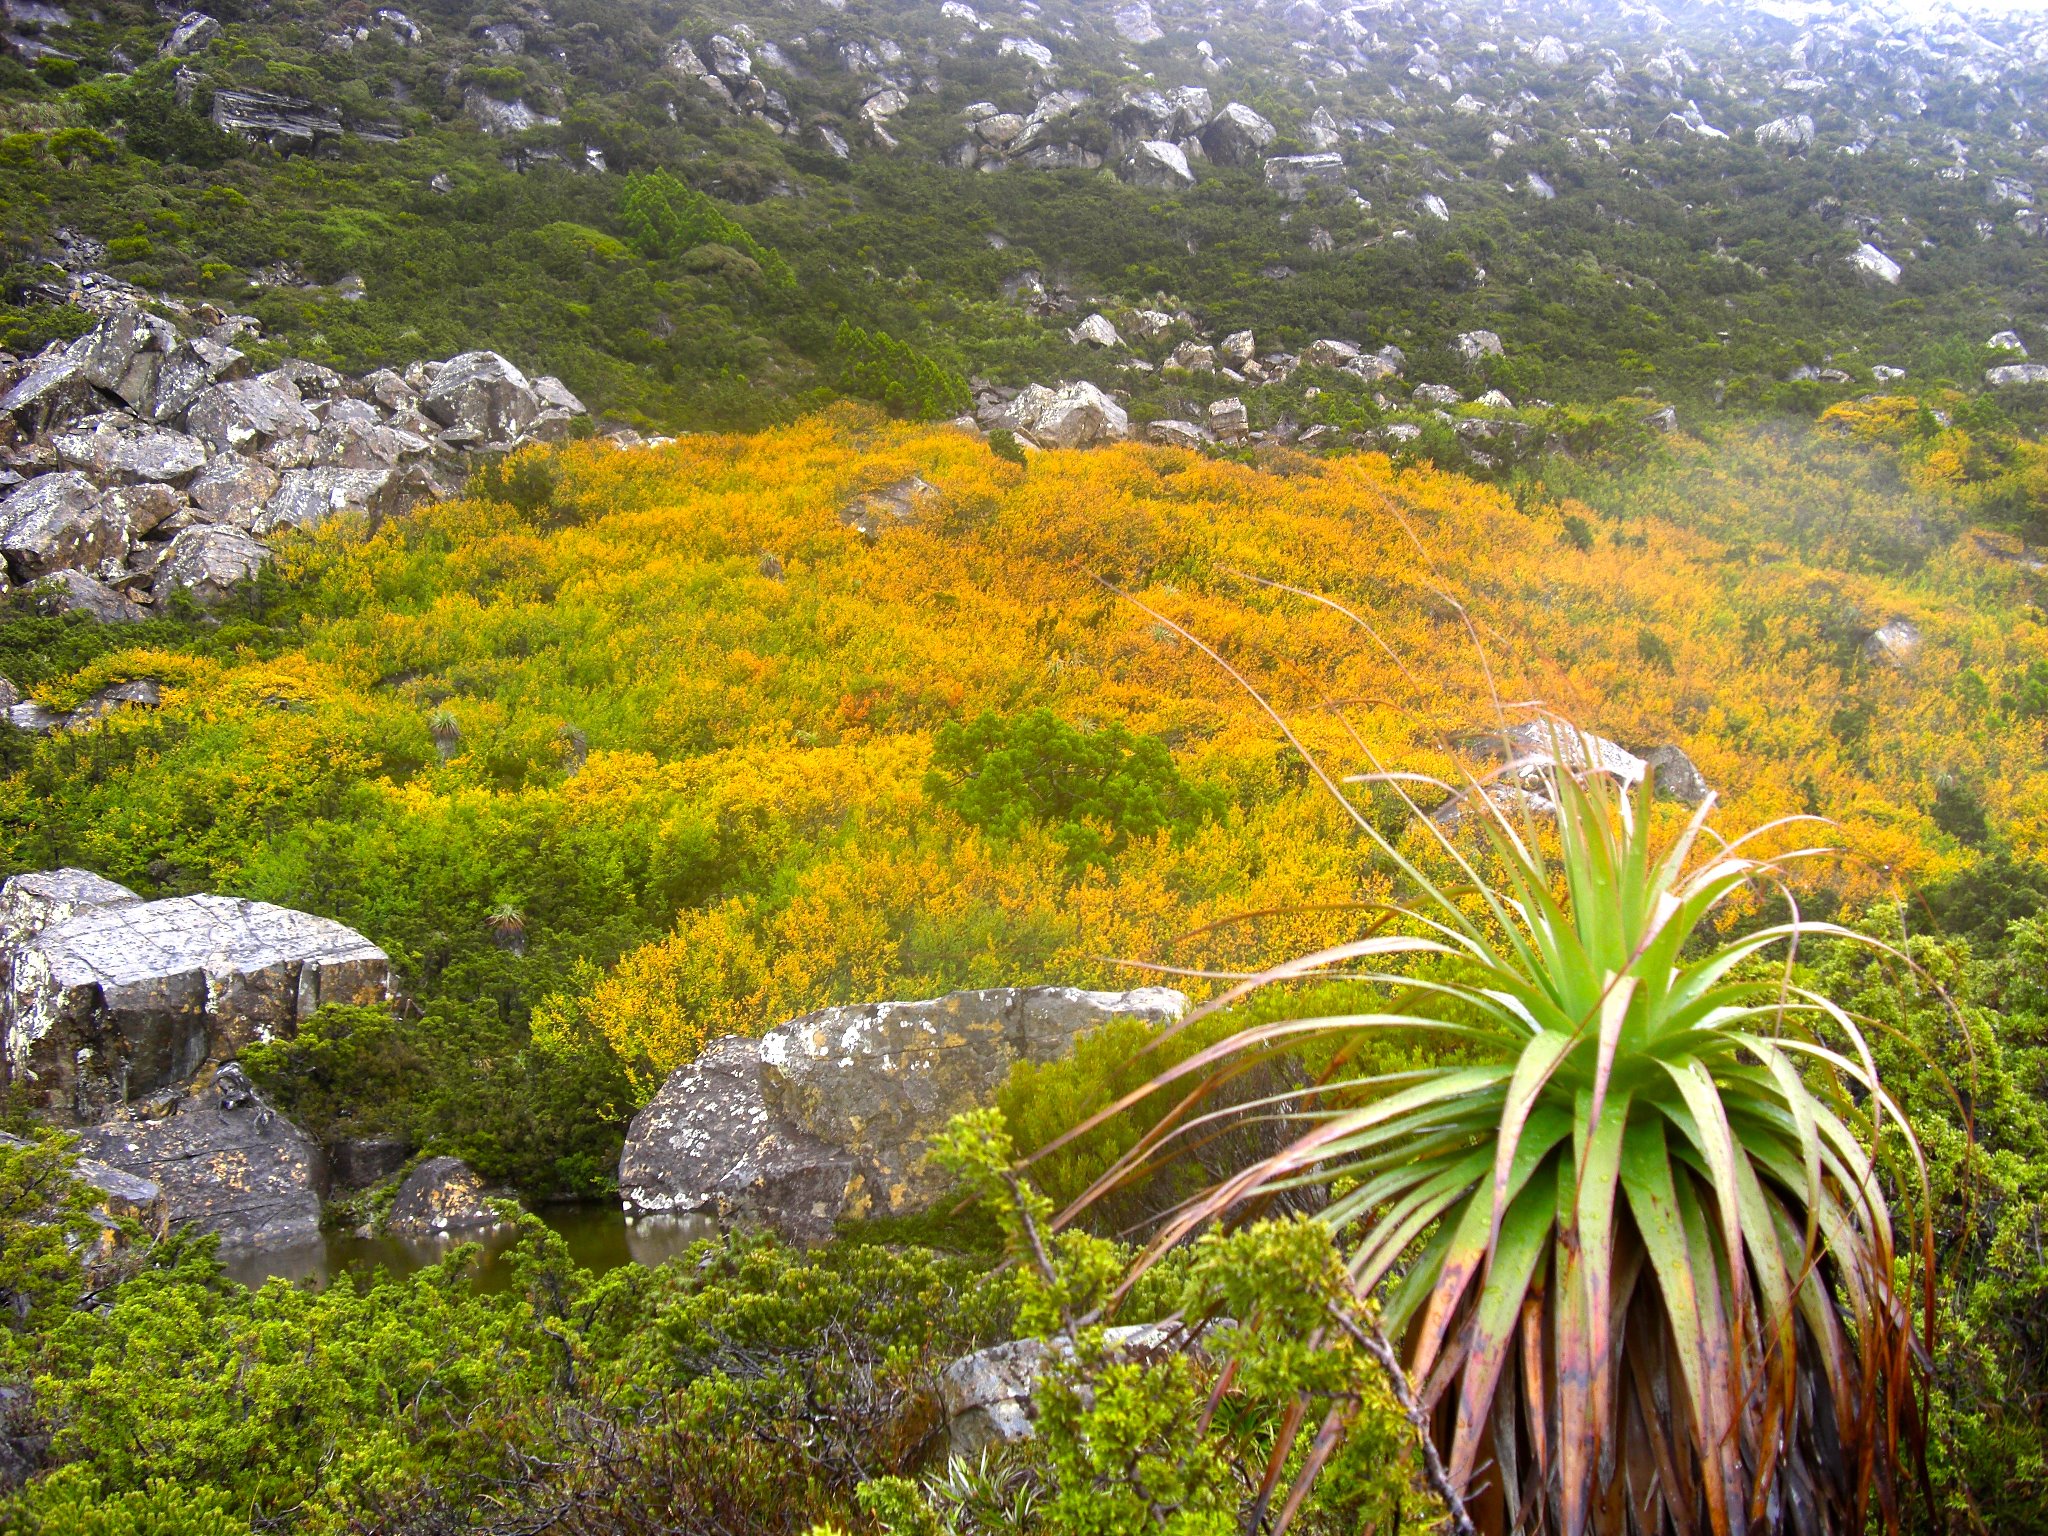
831;320;971;421
924;707;1224;872
619;169;794;289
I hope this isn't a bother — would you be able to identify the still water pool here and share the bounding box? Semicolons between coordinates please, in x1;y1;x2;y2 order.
223;1204;716;1290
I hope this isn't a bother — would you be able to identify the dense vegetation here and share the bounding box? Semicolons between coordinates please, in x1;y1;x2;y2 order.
15;0;2048;1526
1;403;2046;1524
6;414;2042;1185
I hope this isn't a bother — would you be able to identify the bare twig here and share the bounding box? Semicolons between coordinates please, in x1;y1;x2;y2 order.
1328;1300;1478;1536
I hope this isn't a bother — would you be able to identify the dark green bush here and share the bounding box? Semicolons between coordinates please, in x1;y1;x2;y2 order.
924;707;1224;872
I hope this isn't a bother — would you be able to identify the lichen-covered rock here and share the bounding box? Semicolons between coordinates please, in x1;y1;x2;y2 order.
154;525;270;604
419;351;541;445
386;1155;508;1234
1262;151;1345;199
184;375;317;454
0;472;127;581
1455;329;1505;365
840;476;939;537
1206;396;1248;439
622;986;1185;1242
941;1321;1203;1456
107;427;206;484
68;306;179;408
23;569;145;625
1122;139;1194;189
619;1036;856;1242
0;348;100;435
1642;744;1712;806
145;337;248;424
1201;102;1276;165
71;1064;321;1248
0;888;389;1123
0;868;138;955
256;465;402;532
1003;381;1130;448
185;453;280;526
1146;418;1207;449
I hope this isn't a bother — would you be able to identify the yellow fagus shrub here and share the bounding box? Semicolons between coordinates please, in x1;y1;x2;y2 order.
7;409;2044;1083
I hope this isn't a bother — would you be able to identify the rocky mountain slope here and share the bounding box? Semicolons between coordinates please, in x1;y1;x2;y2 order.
7;0;2048;443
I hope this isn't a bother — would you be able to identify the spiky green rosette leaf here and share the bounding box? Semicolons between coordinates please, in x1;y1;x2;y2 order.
1061;726;1931;1536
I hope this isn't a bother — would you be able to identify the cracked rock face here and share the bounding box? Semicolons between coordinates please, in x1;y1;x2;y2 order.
0;882;390;1124
72;1063;321;1249
619;985;1186;1243
420;351;542;445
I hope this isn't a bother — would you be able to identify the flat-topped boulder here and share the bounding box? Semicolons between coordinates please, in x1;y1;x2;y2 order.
621;985;1186;1243
0;880;389;1123
72;1063;321;1249
0;867;139;951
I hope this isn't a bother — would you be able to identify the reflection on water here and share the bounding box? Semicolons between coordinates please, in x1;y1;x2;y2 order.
223;1204;717;1290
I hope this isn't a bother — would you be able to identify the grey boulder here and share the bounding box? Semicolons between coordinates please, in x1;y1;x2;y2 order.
0;473;128;581
154;525;270;604
1262;152;1345;199
942;1321;1206;1455
0;886;390;1124
100;483;185;539
620;986;1185;1242
1455;330;1505;365
73;1064;321;1249
69;307;180;408
1122;140;1195;190
24;570;146;625
840;475;939;538
619;1035;856;1242
1200;102;1276;166
0;348;103;434
186;454;280;526
185;376;318;453
999;382;1130;448
107;428;206;485
1643;744;1712;807
146;338;249;424
159;11;221;57
255;466;402;533
1145;419;1208;448
387;1155;508;1235
0;868;138;953
1864;618;1922;667
420;352;541;445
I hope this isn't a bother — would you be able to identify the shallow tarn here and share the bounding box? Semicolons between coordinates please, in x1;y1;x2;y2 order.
222;1204;715;1290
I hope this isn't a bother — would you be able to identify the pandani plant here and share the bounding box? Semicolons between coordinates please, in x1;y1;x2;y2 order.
1042;588;1935;1536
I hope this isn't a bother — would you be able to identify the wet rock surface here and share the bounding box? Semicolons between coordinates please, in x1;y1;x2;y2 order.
620;986;1186;1243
